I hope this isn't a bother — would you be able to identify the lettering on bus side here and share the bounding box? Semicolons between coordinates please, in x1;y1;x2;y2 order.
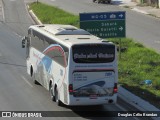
72;44;115;63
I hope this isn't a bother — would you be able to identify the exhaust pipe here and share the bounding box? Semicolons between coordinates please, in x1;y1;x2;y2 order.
108;99;113;104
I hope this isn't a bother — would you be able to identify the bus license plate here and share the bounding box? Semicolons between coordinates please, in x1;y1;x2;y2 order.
90;95;97;99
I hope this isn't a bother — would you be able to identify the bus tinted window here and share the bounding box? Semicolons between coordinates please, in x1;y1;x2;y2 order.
72;44;115;63
30;29;69;66
31;30;45;51
44;46;66;67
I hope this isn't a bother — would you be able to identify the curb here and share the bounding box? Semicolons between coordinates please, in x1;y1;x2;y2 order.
118;86;160;120
132;8;149;15
118;86;160;111
27;5;42;25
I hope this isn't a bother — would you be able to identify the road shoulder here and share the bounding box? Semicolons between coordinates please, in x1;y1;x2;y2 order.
119;0;160;18
0;0;3;22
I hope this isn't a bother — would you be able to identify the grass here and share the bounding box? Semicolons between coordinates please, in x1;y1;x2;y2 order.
29;2;79;27
110;38;160;107
29;2;160;108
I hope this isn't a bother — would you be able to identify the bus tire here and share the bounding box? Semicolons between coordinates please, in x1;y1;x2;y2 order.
49;83;55;101
55;87;61;106
108;0;111;4
31;73;40;85
30;67;39;85
33;74;39;85
33;78;39;84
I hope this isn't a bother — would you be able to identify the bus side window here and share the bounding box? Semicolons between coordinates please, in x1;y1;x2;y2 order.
45;48;66;67
26;29;32;58
65;52;68;60
44;36;54;49
26;35;30;58
31;30;45;52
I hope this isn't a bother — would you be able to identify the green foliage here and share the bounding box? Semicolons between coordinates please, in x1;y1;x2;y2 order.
29;2;79;26
109;38;160;107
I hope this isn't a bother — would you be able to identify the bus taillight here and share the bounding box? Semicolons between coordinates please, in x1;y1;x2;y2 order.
113;83;118;93
69;84;73;94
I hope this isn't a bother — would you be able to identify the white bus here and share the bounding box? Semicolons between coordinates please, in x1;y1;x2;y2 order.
22;24;118;106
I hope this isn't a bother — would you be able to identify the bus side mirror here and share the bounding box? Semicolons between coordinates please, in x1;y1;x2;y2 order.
22;36;27;48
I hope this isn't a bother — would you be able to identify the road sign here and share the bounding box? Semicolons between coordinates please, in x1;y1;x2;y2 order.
80;11;126;38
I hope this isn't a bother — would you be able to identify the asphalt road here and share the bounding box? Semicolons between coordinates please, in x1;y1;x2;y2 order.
3;0;33;36
0;0;155;119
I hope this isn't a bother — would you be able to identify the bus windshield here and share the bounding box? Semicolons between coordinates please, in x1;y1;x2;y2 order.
72;44;115;63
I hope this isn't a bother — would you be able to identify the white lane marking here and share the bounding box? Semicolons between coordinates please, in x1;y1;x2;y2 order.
13;32;22;38
21;76;33;88
50;0;56;1
2;0;5;22
10;0;16;1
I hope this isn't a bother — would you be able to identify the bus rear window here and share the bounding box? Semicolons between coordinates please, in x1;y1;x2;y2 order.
72;44;115;63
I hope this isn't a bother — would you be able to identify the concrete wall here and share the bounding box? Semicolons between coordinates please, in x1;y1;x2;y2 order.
132;0;159;8
145;0;159;8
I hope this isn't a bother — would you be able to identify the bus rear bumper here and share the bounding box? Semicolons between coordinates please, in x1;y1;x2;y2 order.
67;94;117;106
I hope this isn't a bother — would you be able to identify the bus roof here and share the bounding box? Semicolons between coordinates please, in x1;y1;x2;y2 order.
29;24;113;47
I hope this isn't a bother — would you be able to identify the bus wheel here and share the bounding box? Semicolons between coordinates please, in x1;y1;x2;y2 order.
33;75;39;85
34;79;39;84
32;73;39;84
49;83;55;101
108;0;111;4
30;67;39;84
55;88;61;106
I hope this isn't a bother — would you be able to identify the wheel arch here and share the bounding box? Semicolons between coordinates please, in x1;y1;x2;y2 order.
30;65;33;77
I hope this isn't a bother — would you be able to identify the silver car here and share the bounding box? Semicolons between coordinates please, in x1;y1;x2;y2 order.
93;0;111;4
